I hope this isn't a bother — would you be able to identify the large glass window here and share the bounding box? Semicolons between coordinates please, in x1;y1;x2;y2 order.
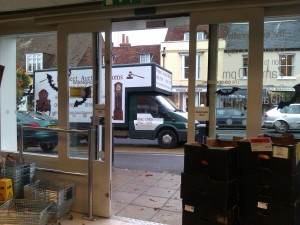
67;33;94;157
214;22;249;137
16;33;58;155
262;16;300;136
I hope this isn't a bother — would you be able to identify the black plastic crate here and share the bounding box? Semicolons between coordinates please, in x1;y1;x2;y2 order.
182;199;238;225
237;141;272;170
238;195;300;225
184;143;238;181
181;173;237;210
237;141;300;175
238;168;300;204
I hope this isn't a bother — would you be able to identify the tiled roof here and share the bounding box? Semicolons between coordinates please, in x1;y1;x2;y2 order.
225;20;300;50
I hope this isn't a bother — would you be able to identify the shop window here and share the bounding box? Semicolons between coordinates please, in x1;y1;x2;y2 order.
26;53;43;74
279;54;295;77
181;54;201;80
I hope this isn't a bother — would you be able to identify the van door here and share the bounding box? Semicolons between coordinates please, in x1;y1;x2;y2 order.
129;94;164;139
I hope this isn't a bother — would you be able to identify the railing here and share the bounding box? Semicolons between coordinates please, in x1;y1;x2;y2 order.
17;125;89;163
17;124;97;221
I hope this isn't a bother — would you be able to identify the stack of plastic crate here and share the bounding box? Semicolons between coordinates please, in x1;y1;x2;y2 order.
24;179;76;223
181;141;239;225
237;140;300;225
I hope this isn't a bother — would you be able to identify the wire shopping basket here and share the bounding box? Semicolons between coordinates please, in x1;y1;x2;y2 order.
24;179;75;222
0;199;53;225
0;161;35;198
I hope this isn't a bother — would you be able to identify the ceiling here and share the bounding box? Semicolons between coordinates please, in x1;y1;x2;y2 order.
1;0;299;23
0;0;101;12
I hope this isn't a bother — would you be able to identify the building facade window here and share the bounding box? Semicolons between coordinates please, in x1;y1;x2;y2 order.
140;54;152;63
26;53;43;73
242;55;248;77
181;54;201;80
279;54;295;77
183;31;206;41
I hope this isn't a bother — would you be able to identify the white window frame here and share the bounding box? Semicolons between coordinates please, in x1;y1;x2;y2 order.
197;31;206;40
139;54;152;63
183;32;190;41
184;31;206;41
279;53;295;77
25;53;43;74
181;53;201;80
242;54;248;78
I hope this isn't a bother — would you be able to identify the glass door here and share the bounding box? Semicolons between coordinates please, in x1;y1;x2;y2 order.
57;20;112;217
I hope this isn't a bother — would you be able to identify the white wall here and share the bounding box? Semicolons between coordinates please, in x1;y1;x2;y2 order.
0;37;17;151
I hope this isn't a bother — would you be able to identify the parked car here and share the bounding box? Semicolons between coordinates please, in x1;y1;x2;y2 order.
17;111;58;152
263;104;300;133
216;107;247;128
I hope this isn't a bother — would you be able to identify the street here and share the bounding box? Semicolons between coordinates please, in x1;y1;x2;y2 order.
22;128;300;174
113;152;184;174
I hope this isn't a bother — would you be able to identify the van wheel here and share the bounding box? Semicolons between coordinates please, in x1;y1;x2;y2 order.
157;129;178;149
40;143;56;152
274;120;288;133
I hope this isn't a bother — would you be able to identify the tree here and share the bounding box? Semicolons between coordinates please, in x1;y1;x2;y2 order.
16;67;31;106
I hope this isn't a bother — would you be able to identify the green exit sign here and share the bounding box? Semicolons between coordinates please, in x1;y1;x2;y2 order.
104;0;142;6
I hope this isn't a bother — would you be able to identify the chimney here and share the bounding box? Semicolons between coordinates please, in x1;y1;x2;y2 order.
120;34;131;47
122;34;125;44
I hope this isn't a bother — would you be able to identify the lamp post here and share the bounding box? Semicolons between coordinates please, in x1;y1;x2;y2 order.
161;47;166;68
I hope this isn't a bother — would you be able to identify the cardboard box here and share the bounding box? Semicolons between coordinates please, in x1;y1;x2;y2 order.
184;143;238;181
206;138;239;148
182;199;238;225
0;178;13;201
181;173;237;210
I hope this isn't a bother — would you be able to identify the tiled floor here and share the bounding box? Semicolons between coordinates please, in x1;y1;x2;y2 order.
60;167;182;225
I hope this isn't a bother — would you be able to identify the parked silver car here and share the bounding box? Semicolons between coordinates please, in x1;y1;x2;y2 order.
216;107;247;128
263;104;300;133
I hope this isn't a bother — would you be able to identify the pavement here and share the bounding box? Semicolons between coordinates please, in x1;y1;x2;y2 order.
111;167;182;225
112;140;183;224
60;139;184;224
59;167;182;225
